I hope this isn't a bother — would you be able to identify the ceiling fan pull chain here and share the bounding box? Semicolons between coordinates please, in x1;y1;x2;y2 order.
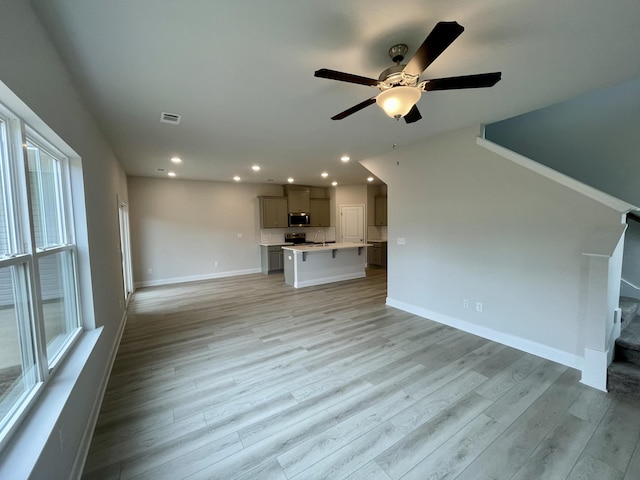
394;121;401;166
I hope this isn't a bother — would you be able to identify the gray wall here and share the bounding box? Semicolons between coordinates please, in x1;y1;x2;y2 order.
485;78;640;208
128;176;283;285
0;1;128;478
362;126;623;364
622;219;640;298
127;178;378;287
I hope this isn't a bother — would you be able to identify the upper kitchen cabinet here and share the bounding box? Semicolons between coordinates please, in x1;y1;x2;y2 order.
284;185;310;213
309;198;330;227
259;196;288;228
374;195;387;226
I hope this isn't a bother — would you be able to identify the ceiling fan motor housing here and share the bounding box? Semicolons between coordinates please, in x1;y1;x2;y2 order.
378;64;420;90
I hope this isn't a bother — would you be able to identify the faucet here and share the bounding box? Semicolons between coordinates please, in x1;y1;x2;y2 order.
314;230;326;246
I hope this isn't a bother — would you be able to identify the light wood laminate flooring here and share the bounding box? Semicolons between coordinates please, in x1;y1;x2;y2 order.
83;270;640;479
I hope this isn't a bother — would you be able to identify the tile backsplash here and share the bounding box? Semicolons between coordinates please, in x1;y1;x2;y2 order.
367;226;388;241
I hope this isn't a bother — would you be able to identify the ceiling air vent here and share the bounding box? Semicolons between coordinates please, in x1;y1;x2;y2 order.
160;112;181;125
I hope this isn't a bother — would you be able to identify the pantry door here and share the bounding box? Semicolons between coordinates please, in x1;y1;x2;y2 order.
340;204;364;243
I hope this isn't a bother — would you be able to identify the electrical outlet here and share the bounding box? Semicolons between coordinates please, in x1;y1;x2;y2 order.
476;302;483;313
147;268;152;274
397;237;406;245
463;299;469;309
214;261;219;268
237;233;243;238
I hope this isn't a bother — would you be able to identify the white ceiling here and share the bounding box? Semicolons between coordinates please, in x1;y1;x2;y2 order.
29;0;640;187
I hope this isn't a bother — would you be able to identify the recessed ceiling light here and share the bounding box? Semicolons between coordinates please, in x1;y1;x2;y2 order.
321;172;329;178
331;181;338;186
367;177;374;182
252;165;261;172
168;171;176;177
341;155;350;162
287;177;294;183
171;156;182;164
233;176;241;182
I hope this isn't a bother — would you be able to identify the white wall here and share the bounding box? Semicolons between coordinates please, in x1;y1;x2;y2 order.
0;1;128;478
128;176;283;286
362;126;624;366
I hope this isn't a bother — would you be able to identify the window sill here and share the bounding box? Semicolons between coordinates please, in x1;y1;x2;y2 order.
0;327;102;478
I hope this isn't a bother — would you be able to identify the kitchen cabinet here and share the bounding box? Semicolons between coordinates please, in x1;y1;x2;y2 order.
261;245;284;273
374;195;387;226
284;185;310;213
259;196;288;228
367;241;387;268
309;198;330;227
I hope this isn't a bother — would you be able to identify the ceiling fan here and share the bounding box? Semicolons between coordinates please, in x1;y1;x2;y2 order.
314;21;501;123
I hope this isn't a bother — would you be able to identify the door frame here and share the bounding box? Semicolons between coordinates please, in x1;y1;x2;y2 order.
118;198;134;301
339;204;365;243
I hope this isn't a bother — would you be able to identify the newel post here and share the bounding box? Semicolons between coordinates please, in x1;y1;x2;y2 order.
580;225;626;391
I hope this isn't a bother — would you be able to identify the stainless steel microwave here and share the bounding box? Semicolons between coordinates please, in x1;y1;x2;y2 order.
288;212;310;227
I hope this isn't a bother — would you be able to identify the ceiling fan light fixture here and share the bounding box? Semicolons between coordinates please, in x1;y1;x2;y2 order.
376;86;421;119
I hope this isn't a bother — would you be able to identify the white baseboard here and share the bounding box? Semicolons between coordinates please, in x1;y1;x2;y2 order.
134;268;262;289
71;310;128;479
386;297;584;372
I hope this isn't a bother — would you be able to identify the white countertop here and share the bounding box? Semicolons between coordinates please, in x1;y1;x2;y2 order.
282;242;371;252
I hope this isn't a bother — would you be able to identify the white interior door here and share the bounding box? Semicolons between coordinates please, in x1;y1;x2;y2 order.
340;204;365;243
118;200;134;298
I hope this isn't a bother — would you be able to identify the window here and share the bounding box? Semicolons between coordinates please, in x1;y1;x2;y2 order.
0;105;81;442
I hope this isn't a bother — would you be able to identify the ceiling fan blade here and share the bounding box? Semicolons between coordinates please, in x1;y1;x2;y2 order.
315;68;379;87
404;21;465;77
331;97;377;120
404;105;422;124
424;72;502;91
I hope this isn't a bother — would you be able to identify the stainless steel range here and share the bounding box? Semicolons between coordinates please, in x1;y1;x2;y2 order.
285;232;307;245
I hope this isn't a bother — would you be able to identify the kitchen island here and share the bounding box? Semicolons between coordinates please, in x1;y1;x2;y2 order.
282;242;371;288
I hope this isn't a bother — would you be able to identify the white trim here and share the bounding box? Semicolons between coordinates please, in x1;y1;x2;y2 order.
0;328;103;480
581;347;609;391
622;277;640;291
134;268;262;288
290;272;366;289
386;297;583;371
476;136;636;213
0;82;77;159
71;311;127;478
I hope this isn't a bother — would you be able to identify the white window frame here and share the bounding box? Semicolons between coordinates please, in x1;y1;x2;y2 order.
0;101;82;448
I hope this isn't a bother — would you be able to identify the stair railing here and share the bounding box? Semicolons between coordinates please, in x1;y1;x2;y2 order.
622;277;640;291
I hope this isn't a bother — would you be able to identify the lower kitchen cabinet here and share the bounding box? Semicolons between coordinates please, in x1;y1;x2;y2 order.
367;241;387;268
261;245;284;274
